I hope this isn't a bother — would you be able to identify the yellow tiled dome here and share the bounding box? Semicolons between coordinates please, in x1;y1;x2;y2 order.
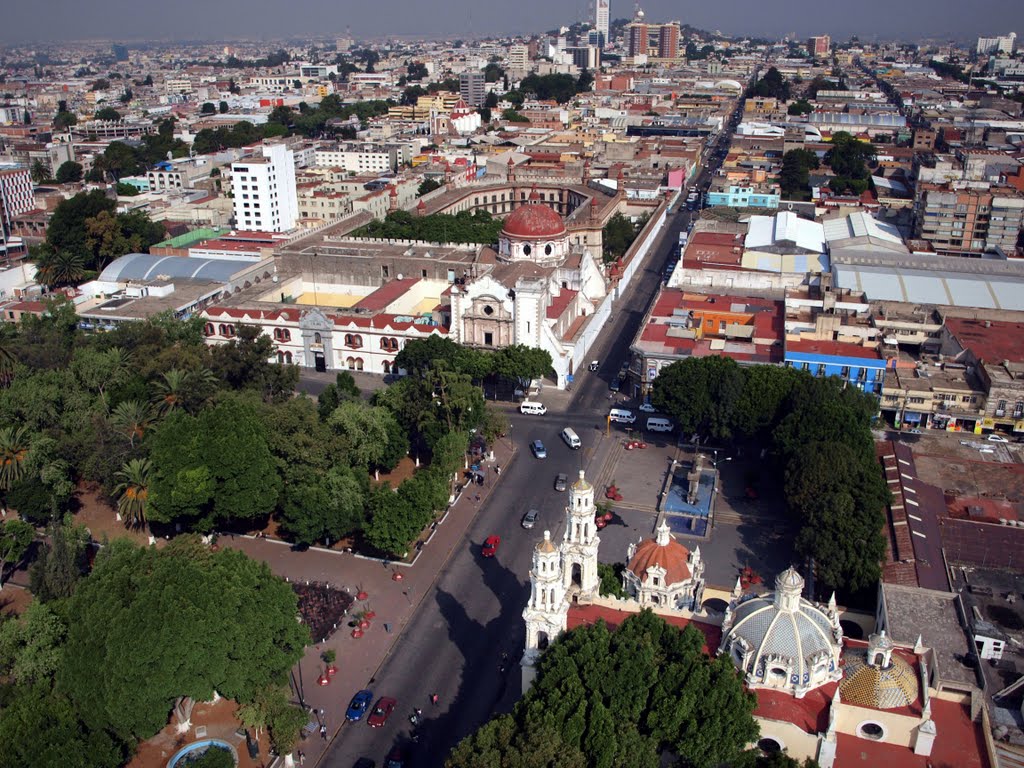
840;651;918;710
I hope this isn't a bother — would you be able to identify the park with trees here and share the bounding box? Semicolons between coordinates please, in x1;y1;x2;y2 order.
651;356;889;595
0;302;554;764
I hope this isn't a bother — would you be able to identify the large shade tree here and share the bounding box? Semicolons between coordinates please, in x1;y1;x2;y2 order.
58;537;307;743
448;610;758;768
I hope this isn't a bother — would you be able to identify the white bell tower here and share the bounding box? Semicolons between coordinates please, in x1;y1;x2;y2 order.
561;470;600;600
522;530;568;690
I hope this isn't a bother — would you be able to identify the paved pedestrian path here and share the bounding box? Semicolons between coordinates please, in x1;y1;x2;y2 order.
222;440;517;767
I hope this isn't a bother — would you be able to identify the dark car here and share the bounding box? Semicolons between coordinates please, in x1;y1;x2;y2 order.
610;376;622;392
482;535;501;557
554;473;568;492
384;747;406;768
346;689;374;722
353;760;376;768
367;696;397;728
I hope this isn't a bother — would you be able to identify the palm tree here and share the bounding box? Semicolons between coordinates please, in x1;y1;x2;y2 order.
0;426;30;492
35;248;86;288
110;400;155;447
150;368;188;415
0;341;15;386
113;458;151;528
151;367;217;415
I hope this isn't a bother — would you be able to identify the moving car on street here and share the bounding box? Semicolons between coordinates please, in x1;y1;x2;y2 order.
482;535;501;556
554;473;568;491
346;689;374;722
367;696;396;728
521;509;539;529
531;439;547;459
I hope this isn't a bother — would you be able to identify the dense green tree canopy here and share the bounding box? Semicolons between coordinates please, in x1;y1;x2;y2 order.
59;537;307;742
448;611;758;768
354;209;503;244
651;358;888;592
602;212;645;263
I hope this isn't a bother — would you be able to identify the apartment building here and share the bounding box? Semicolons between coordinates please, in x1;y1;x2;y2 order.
459;71;486;108
230;143;298;233
147;162;212;191
0;166;33;257
976;33;1016;55
913;183;1024;255
313;144;398;174
808;35;831;57
508;44;530;72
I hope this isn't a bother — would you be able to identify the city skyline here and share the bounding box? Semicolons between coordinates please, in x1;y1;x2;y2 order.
1;0;1022;45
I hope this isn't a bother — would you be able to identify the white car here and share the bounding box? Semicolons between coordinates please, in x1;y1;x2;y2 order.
638;403;657;413
988;434;1010;443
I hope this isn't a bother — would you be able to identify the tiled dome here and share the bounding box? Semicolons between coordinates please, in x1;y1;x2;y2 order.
840;651;918;709
501;202;567;239
626;524;692;586
721;569;842;694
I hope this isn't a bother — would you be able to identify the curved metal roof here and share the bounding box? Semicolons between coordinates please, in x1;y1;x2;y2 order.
99;254;245;284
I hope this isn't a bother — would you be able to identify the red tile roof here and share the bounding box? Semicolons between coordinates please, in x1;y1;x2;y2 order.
627;537;692;585
545;289;577;320
565;604;722;654
786;339;885;360
754;682;836;733
834;698;988;768
353;278;420;311
945;318;1024;365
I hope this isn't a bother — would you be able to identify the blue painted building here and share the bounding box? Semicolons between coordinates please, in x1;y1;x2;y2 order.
784;339;889;394
706;185;780;210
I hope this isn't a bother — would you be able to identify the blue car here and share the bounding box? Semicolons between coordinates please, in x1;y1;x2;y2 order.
531;440;547;459
346;689;374;722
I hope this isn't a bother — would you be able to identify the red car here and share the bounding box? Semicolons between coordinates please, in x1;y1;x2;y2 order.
482;535;500;557
367;696;396;728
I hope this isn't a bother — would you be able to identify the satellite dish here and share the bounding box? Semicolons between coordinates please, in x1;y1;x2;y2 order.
396;273;403;280
166;151;173;161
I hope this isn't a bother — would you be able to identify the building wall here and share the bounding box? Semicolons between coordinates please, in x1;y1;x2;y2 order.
231;143;298;232
783;352;887;392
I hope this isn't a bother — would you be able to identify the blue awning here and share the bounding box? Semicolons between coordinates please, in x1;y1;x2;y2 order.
903;411;923;423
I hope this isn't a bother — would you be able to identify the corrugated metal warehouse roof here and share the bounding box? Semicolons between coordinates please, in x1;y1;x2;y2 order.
99;254;247;284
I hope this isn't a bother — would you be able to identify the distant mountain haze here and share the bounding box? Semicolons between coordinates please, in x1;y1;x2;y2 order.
1;0;1021;45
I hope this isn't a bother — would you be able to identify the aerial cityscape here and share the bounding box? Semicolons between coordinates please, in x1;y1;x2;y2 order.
1;3;1024;768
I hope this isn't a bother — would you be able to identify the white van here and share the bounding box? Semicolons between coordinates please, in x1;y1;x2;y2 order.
561;427;582;449
609;408;636;424
646;417;675;433
520;401;547;415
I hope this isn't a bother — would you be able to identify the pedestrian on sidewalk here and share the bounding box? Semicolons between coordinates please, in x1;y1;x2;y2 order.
319;724;327;740
297;750;305;765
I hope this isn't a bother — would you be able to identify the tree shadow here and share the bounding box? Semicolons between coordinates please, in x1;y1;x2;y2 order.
409;550;528;767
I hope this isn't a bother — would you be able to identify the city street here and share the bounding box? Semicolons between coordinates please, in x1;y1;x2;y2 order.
323;211;699;768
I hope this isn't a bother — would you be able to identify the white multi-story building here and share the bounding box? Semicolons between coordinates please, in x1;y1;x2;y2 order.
595;0;610;41
230;143;298;233
977;32;1017;55
313;144;397;174
165;77;193;94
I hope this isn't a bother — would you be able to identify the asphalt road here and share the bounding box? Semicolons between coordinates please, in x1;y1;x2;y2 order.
323;124;742;768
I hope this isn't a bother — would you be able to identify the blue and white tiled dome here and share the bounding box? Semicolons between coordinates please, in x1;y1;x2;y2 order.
720;567;844;698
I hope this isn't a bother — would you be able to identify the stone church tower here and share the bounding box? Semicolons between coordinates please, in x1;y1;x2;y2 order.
521;470;601;690
561;470;601;599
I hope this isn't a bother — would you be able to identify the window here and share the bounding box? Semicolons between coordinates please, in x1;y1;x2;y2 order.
997;400;1007;417
381;265;389;278
314;332;322;344
1015;401;1024;419
545;243;553;256
204;322;215;337
273;328;291;342
484;332;494;346
523;244;532;256
344;334;363;348
218;324;235;338
857;722;885;741
483;305;494;316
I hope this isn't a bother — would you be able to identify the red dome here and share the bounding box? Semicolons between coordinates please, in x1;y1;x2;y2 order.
627;537;692;585
501;202;567;239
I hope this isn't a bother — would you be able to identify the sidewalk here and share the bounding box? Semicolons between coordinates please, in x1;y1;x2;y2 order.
222;438;517;767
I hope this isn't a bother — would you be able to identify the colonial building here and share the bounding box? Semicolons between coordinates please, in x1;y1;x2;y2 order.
623;521;705;610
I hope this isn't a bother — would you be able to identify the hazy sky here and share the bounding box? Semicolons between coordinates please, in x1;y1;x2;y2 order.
2;0;1022;45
